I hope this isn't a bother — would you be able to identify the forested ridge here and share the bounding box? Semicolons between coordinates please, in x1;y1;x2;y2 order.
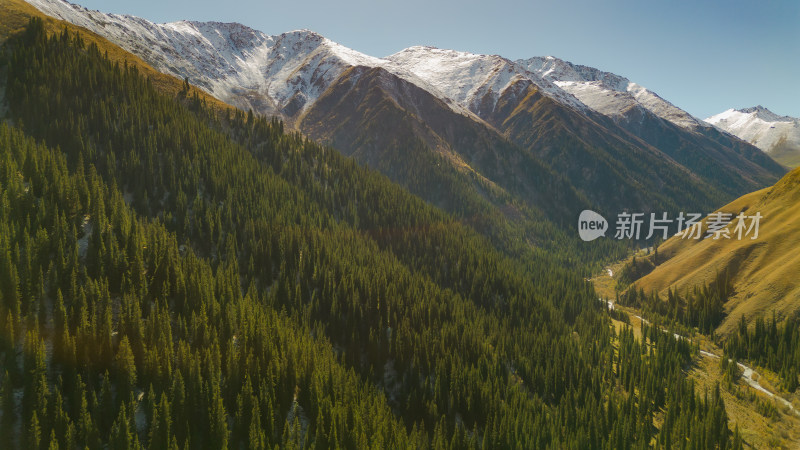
0;19;739;448
724;313;800;393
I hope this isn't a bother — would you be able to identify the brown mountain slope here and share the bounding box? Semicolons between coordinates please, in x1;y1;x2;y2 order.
300;66;740;227
485;79;727;213
2;0;609;262
635;166;800;335
482;78;785;213
298;65;590;224
15;0;785;231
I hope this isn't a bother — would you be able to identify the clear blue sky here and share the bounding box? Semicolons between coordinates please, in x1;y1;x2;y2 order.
75;0;799;119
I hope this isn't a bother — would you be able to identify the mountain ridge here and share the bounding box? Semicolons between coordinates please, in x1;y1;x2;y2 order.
22;0;787;225
706;106;800;167
17;0;727;132
519;55;709;130
0;8;793;447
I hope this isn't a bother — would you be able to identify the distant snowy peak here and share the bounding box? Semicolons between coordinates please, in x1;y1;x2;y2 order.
522;56;629;91
736;106;796;123
706;107;800;158
385;46;588;115
519;56;708;130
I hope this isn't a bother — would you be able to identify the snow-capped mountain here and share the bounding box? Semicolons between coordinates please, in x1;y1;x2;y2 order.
26;0;484;122
28;0;573;123
519;56;709;130
23;0;787;218
384;46;587;114
27;0;710;134
706;107;800;166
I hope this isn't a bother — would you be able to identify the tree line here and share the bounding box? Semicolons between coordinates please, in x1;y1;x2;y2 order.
0;18;740;448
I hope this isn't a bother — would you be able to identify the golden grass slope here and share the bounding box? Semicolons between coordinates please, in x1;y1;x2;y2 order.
636;166;800;336
0;0;231;112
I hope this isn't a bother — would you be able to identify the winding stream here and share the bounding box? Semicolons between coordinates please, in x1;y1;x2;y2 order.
601;298;799;417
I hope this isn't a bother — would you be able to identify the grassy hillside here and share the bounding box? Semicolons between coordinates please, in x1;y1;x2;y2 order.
635;166;800;336
769;138;800;168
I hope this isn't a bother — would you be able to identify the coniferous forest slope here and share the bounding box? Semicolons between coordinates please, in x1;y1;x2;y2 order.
20;0;788;260
0;16;748;449
608;166;800;447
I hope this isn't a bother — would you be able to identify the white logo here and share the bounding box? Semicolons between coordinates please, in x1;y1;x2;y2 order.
578;210;608;241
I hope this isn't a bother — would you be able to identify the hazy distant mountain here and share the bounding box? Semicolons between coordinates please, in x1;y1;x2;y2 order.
706;106;800;167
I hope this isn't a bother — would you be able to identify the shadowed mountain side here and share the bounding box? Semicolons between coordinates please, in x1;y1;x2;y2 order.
299;65;590;226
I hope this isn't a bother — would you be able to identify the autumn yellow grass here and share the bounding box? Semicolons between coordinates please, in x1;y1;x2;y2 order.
595;262;800;448
633;166;800;336
689;351;800;448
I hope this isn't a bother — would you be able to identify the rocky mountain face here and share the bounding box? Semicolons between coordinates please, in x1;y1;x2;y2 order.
26;0;786;224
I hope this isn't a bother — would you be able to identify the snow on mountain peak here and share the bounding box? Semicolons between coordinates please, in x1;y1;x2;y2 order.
385;46;588;114
519;55;707;130
26;0;586;120
386;46;513;105
27;0;387;117
28;0;477;118
736;106;794;123
27;0;717;133
705;107;800;158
